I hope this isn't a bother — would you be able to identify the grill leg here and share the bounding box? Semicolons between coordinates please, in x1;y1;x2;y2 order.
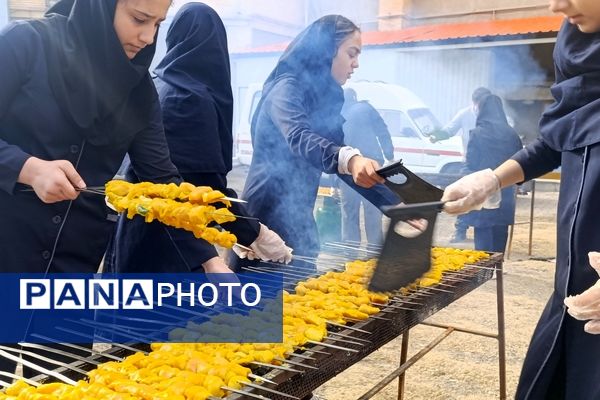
496;262;507;400
397;331;410;400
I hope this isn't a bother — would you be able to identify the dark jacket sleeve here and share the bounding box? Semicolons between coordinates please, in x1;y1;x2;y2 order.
266;78;341;174
0;23;35;194
511;137;562;182
370;105;394;160
128;96;181;184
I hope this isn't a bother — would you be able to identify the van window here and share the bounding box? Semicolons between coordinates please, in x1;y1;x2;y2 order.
379;110;419;138
407;108;441;136
248;91;263;124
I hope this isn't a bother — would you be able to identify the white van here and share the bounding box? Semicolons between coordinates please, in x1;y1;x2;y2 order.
235;81;464;174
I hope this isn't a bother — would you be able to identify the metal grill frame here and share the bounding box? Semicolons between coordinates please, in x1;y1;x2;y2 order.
22;253;505;400
227;252;505;400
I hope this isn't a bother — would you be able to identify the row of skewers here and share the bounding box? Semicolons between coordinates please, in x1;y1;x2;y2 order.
0;248;490;400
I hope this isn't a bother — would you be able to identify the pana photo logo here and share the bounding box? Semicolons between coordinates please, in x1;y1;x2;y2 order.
20;278;261;310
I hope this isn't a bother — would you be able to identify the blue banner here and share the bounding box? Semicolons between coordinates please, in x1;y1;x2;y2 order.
1;273;283;344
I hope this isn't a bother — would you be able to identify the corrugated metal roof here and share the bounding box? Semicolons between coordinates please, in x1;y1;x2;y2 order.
236;16;564;54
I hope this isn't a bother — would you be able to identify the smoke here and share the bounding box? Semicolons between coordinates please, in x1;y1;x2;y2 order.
150;0;557;255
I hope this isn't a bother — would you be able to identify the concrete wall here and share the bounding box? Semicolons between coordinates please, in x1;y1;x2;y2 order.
379;0;553;29
0;0;9;28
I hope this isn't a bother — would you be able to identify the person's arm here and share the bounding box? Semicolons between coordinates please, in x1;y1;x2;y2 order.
443;137;560;214
443;108;468;137
0;23;84;202
128;96;181;184
0;29;31;195
507;137;561;185
266;78;342;173
267;79;383;188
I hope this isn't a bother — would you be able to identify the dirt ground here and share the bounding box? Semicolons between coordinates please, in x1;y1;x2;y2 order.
228;166;560;400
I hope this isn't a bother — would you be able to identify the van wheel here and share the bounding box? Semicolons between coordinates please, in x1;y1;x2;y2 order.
440;163;462;174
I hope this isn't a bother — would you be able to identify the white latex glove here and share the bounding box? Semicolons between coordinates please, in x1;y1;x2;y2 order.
233;223;293;264
564;252;600;334
442;169;501;215
202;257;241;305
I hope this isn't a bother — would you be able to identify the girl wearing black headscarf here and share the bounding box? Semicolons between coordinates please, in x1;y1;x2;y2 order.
461;94;522;252
442;1;600;397
108;3;292;274
239;15;399;269
0;0;177;372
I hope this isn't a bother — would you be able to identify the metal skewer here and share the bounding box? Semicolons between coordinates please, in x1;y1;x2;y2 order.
305;340;359;353
284;352;316;361
322;336;366;346
249;361;302;373
19;342;101;366
273;357;317;370
30;334;123;362
54;326;147;355
249;373;277;385
0;348;77;385
326;320;371;334
0;345;88;376
328;331;371;343
0;371;40;387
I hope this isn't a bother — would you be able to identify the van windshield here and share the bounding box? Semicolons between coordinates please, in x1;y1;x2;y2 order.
407;108;442;136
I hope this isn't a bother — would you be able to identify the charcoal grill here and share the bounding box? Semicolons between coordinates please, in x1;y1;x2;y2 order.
1;250;505;400
231;251;506;400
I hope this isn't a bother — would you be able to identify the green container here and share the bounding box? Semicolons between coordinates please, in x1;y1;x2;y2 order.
315;195;341;244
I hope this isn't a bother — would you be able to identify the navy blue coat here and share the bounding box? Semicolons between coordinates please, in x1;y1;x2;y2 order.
512;22;600;400
242;75;399;259
462;95;522;228
341;100;394;165
242;16;399;260
105;3;260;273
0;22;178;273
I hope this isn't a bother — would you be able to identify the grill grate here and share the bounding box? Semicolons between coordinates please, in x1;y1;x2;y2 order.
13;253;502;400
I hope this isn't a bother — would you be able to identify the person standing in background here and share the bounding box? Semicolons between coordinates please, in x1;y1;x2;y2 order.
339;88;394;244
430;87;492;243
460;93;522;252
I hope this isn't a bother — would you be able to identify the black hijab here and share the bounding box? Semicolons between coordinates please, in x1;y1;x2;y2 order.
540;21;600;151
31;0;158;146
468;94;522;170
154;2;233;147
252;15;358;141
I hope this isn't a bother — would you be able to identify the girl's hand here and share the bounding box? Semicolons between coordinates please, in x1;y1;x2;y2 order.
19;157;85;203
348;155;385;188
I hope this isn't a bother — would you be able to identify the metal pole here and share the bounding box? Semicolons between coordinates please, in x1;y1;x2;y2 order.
528;180;536;256
357;328;454;400
397;331;410;400
496;262;507;400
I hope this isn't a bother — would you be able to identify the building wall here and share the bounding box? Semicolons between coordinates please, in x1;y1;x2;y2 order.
0;0;9;28
379;0;553;29
230;46;493;129
305;0;380;30
8;0;46;20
